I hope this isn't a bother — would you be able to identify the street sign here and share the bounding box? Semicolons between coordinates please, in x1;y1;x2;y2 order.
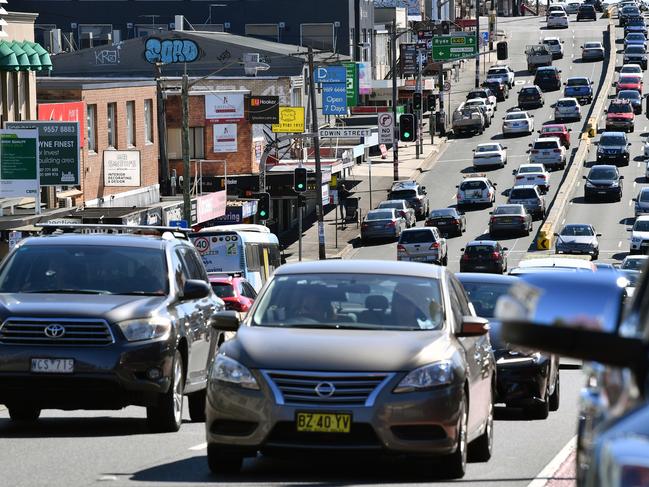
319;128;372;138
400;44;418;75
272;106;306;133
431;34;478;61
443;81;451;92
378;112;394;145
322;84;347;115
344;62;358;107
481;31;489;46
314;66;347;83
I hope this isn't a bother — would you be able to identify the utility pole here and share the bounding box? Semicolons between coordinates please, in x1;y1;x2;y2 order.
417;48;424;155
154;62;170;195
391;18;399;181
181;73;191;224
475;0;480;88
307;47;326;260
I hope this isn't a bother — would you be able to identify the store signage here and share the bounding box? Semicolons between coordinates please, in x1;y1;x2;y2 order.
314;66;347;83
322;84;347;115
358;62;372;95
213;124;238;152
246;95;280;124
194;190;226;224
205;92;245;122
271;107;306;133
37;101;86;147
0;129;39;199
344;62;358;107
103;150;141;187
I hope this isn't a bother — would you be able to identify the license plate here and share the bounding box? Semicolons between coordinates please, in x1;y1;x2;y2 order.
296;412;351;433
598;191;607;195
31;358;74;374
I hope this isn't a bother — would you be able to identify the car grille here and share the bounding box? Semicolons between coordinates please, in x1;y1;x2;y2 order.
262;370;394;407
0;317;114;346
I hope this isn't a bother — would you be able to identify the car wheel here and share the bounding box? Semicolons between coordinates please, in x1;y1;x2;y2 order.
468;388;494;462
442;254;448;266
8;405;41;422
207;444;244;474
592;250;599;261
188;389;207;422
146;349;184;433
631;124;635;133
549;369;561;412
439;396;468;478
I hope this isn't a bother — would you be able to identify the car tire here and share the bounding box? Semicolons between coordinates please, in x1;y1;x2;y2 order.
631;124;635;133
188;389;207;422
442;254;448;266
525;396;550;420
207;444;244;474
146;349;184;433
468;389;494;463
549;370;560;412
8;405;41;422
592;250;599;261
439;397;468;479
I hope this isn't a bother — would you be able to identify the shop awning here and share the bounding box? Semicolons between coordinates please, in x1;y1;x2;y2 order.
56;189;83;199
0;41;52;72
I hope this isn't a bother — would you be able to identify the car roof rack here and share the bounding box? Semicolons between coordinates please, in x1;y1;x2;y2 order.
36;223;191;240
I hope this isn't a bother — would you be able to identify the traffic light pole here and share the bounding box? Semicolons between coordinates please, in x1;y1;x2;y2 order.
475;0;481;89
391;18;400;181
415;54;420;160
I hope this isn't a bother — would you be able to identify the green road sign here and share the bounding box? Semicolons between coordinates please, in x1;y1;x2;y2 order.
344;62;358;107
431;34;478;61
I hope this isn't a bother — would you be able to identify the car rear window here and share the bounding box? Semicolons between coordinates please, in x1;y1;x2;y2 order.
459;281;512;318
609;102;633;113
211;282;236;298
541;126;562;133
626;46;645;54
518;166;543;173
494;205;523;215
366;210;394;221
378;201;404;210
389;189;417;200
633;220;649;232
510;188;539;199
506;113;527;120
640;190;649;202
520;88;539;95
476;144;499;152
620;76;641;84
429;209;456;218
558;99;577;107
465;245;496;254
567;78;588;86
618;91;640;101
544;39;560;45
584;43;601;49
534;140;560;149
399;229;437;244
460;181;487;190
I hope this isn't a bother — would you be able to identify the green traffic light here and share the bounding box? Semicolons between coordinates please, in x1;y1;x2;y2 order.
260;210;267;216
403;132;411;138
297;183;304;189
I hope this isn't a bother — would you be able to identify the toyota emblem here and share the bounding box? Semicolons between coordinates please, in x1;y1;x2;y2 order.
44;324;66;339
314;382;336;398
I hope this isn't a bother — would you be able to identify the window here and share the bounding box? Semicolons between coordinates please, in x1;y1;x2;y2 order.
126;101;136;147
87;104;97;152
166;127;204;159
107;102;117;148
178;247;208;283
245;24;279;42
300;23;335;51
144;99;153;144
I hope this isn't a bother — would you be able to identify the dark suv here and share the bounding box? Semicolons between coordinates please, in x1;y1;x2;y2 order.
596;131;631;165
534;67;562;92
577;4;597;20
459;240;508;274
583;165;624;201
0;225;224;432
388;180;429;219
518;85;544;109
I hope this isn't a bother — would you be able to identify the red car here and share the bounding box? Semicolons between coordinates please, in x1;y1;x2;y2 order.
616;75;643;94
209;275;257;312
605;99;635;132
538;124;571;148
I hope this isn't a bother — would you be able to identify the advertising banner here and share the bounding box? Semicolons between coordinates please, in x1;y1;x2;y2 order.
0;129;39;199
6;121;80;186
213;124;238;152
271;107;306;133
37;101;86;147
194;190;226;224
205;92;245;122
314;66;347;83
358;62;372;95
246;95;280;124
103;150;141;187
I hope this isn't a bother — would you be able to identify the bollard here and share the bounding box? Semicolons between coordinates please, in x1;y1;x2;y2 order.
537;224;553;250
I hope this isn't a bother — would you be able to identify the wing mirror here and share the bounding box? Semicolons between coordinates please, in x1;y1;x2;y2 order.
210;310;241;332
457;316;490;337
596;233;602;237
182;279;211;301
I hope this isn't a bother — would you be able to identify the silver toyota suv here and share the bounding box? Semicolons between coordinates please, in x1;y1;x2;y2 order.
397;227;448;265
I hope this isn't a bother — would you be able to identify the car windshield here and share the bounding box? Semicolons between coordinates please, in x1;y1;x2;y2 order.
389;189;416;199
400;230;436;244
494;205;523;215
461;181;487;190
600;135;625;145
460;281;513;318
620;76;640;84
560;225;594;236
251;273;444;331
618;91;641;101
567;78;589;86
366;210;393;221
0;244;169;295
633;221;649;232
609;103;633;113
211;282;236;298
476;145;499;152
429;209;456;218
589;167;617;179
518;166;543;173
558;99;577;107
510;188;538;199
506;113;527;120
534;140;560;149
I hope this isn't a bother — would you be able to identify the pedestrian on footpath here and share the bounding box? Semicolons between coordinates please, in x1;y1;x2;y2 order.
338;181;352;221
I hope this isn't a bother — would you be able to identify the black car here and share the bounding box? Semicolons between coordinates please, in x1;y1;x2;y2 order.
583;164;624;201
0;225;224;432
596;131;631;165
457;273;560;419
518;85;544;109
577;4;597;20
583;0;602;11
534;67;562;92
459;240;508;274
425;207;466;237
483;79;509;101
624;16;648;36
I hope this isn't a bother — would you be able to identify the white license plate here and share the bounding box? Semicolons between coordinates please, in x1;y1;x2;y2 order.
31;358;74;374
598;191;607;195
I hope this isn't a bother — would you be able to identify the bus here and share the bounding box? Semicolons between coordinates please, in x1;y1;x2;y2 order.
191;224;281;291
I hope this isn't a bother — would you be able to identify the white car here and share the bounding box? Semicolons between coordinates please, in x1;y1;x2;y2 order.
620;63;643;76
502;111;534;136
464;98;494;121
621;254;649;269
548;10;570;28
487;65;515;88
565;0;582;13
547;4;568;17
513;163;551;192
456;175;497;208
529;137;567;169
554;97;582;122
628;215;649;254
473;143;508;168
543;37;565;58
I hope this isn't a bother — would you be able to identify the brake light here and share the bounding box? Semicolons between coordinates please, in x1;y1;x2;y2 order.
492;251;501;259
397;244;406;253
461;254;470;261
516;175;524;180
457;193;463;200
425;220;433;226
387;221;396;227
531;149;539;154
540;174;548;179
518;217;526;222
453;219;460;224
490;216;496;223
361;223;368;228
430;242;440;249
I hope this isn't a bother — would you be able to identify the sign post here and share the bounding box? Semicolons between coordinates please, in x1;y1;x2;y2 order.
378;112;394;145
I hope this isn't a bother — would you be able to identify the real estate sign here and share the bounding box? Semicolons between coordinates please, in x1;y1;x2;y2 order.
0;129;39;200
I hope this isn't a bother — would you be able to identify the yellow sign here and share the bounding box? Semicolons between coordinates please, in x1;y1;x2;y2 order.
271;106;305;133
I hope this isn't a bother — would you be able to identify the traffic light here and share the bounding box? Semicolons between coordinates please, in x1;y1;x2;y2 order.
297;194;307;208
399;113;417;142
256;192;270;220
427;94;437;112
413;92;422;111
293;167;307;192
497;41;508;60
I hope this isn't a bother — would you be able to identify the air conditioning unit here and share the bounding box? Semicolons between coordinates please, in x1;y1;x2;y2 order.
58;197;73;209
48;29;63;54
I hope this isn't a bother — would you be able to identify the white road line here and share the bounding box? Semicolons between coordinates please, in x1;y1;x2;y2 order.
576;181;581;187
638;161;642;168
634;181;637;188
630;199;634;206
527;436;577;487
619;241;623;248
189;442;207;451
484;228;489;234
561;218;566;225
451;193;456;199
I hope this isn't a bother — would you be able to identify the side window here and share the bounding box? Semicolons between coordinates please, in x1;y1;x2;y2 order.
243;282;258;299
178;247;207;282
446;278;464;332
449;275;472;317
171;250;186;292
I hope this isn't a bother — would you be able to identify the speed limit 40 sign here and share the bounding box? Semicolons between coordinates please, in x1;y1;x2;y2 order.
378;112;394;144
193;237;210;254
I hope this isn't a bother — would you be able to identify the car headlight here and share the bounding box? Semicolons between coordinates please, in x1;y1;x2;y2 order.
209;354;259;390
585;181;595;188
611;181;620;187
116;316;172;342
393;361;455;393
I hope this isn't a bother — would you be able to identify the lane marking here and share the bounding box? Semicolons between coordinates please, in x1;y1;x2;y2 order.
561;218;566;225
527;435;577;487
630;199;634;206
619;240;623;248
189;442;207;451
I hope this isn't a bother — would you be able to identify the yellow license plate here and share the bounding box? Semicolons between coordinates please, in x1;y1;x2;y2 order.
296;412;351;433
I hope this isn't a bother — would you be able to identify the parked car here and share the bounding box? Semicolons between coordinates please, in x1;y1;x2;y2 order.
581;41;605;61
460;241;508;274
583;165;624;202
628;216;649;254
377;199;416;228
623;44;648;70
507;185;547;220
513;163;551;193
633;188;649;218
0;224;224;431
539;123;571;148
388;180;429;219
483;78;509;101
564;76;594;104
554;223;601;259
397;227;448;265
360;209;406;242
542;36;564;58
596;131;631;165
425;207;466;237
605;99;635;132
209;275;257;313
577;3;598;19
456;273;559;419
206;260;496;477
489;204;533;237
616;89;643;114
534;66;563;91
486;64;515;88
473;143;507;168
456;175;497;209
518;85;545;109
547;9;570;28
502;110;534;136
553;97;582;122
528;137;567;170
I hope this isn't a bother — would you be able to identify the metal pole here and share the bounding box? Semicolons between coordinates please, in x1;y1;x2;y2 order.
415;53;420;160
475;1;480;89
298;205;303;261
154;63;169;195
391;18;399;181
307;47;326;260
181;73;191;224
417;49;423;155
369;156;373;209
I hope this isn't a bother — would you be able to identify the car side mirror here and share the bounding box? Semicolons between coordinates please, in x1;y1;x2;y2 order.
596;233;602;237
591;81;594;84
620;175;625;179
582;175;587;179
568;128;573;131
604;109;608;113
493;183;498;186
512;170;517;175
489;211;493;214
181;279;211;301
460;248;465;252
503;146;508;149
455;185;459;188
210;310;241;332
553;232;559;237
633;197;638;201
457;316;490;337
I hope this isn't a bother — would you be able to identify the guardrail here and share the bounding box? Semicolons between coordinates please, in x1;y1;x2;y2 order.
536;20;617;251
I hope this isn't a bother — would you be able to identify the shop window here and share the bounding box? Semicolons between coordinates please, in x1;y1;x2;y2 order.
144;99;153;144
107;102;117;148
167;127;204;159
87;104;97;153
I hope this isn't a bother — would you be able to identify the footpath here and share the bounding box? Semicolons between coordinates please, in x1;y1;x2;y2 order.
282;49;501;262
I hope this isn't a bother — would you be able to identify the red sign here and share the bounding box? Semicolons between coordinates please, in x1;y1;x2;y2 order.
38;102;86;147
195;191;226;224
